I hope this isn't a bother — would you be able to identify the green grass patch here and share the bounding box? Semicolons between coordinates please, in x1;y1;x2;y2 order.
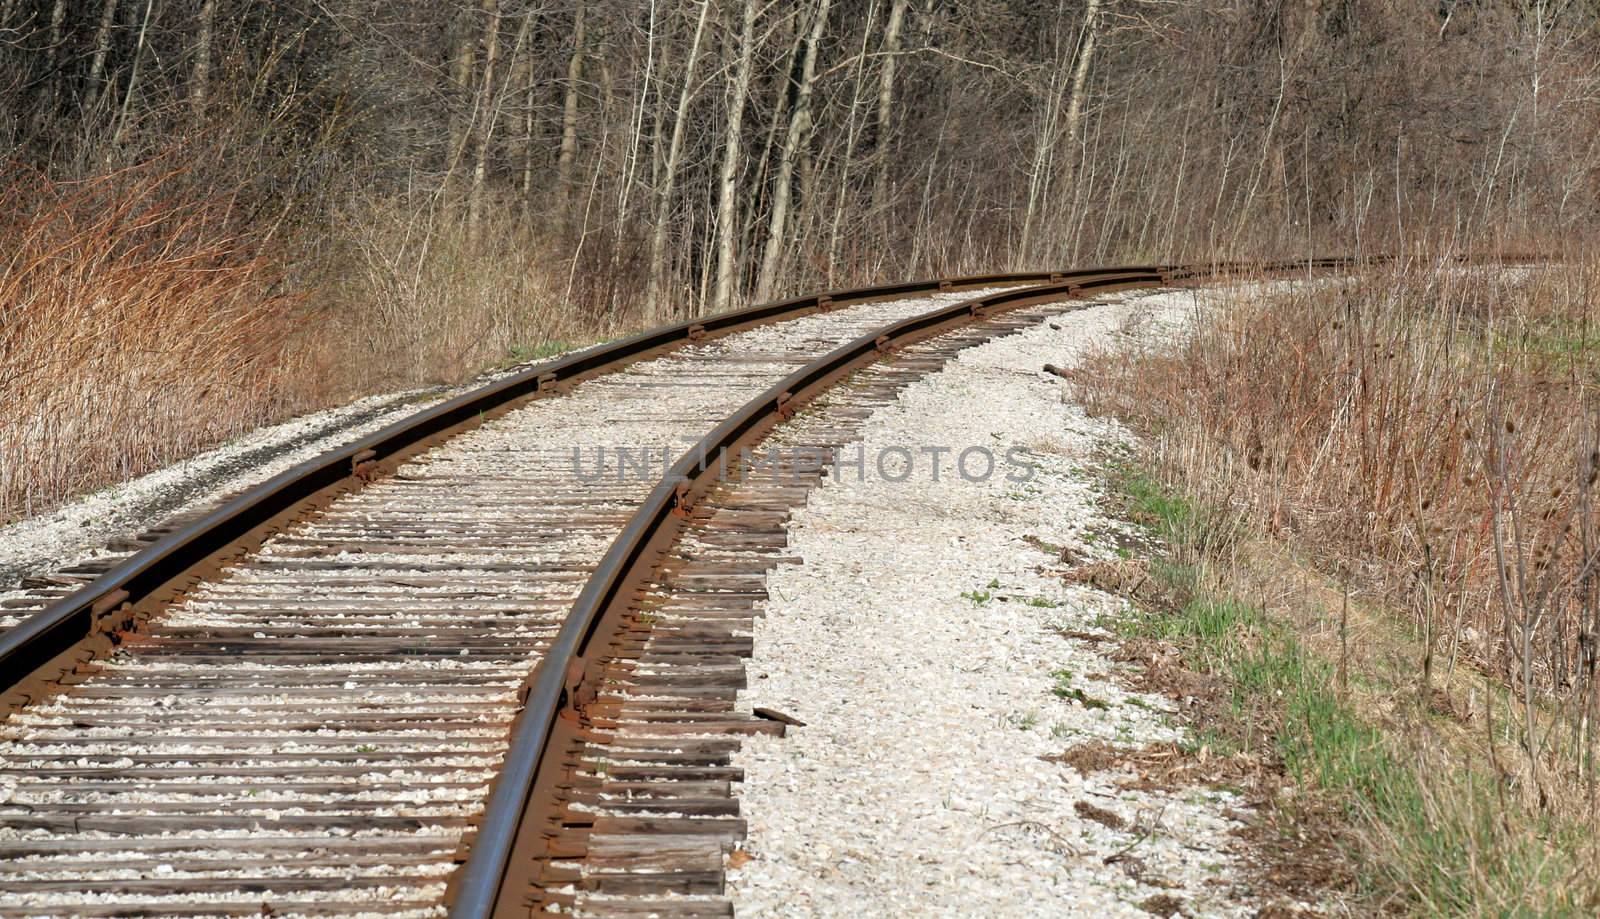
1049;667;1109;709
1106;465;1599;916
1496;317;1600;359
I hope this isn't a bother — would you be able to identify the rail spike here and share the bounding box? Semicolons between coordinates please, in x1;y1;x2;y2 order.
671;479;696;516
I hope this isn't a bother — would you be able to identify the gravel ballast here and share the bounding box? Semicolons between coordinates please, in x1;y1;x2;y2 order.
729;287;1269;917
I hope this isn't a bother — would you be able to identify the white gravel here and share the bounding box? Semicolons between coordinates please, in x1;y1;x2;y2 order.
729;287;1273;917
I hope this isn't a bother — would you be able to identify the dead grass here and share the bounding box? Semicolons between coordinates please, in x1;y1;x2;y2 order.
0;160;314;522
0;165;639;524
316;197;628;396
1076;258;1600;734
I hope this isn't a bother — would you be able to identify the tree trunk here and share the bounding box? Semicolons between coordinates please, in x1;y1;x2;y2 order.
109;0;156;150
755;0;831;301
557;2;587;208
466;0;504;246
30;0;67;136
794;125;819;277
46;0;66;63
514;20;534;215
827;5;878;285
1061;0;1101;185
1019;0;1099;263
84;0;120;112
644;0;713;318
446;6;479;187
191;0;217;117
617;1;657;225
711;0;757;313
749;14;800;233
871;0;908;225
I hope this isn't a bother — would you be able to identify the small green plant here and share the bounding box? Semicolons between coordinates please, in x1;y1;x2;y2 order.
962;588;993;605
1066;687;1110;710
355;744;377;754
1050;668;1109;709
1104;464;1584;913
1024;535;1067;556
1026;596;1060;608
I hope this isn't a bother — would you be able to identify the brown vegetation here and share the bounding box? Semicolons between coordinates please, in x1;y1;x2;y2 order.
1080;263;1600;706
3;1;1600;513
1075;262;1600;913
0;161;306;519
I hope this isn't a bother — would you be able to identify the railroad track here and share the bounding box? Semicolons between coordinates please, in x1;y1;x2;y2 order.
0;262;1356;918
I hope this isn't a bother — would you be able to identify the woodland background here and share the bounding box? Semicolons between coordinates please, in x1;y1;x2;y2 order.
3;0;1599;516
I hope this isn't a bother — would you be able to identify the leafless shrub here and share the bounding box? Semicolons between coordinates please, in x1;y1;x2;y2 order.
1074;258;1600;785
315;196;625;394
0;158;311;521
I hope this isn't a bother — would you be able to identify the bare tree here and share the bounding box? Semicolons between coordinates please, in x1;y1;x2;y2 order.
465;0;504;244
644;0;712;317
712;0;757;313
109;0;156;150
84;0;120;112
556;2;587;207
871;0;908;228
755;0;830;301
2;0;1595;332
191;0;216;116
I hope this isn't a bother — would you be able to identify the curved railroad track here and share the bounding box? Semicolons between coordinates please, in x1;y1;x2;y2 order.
0;261;1359;918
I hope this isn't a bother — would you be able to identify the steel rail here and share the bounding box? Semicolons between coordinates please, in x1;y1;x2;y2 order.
0;267;1166;710
449;270;1182;917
